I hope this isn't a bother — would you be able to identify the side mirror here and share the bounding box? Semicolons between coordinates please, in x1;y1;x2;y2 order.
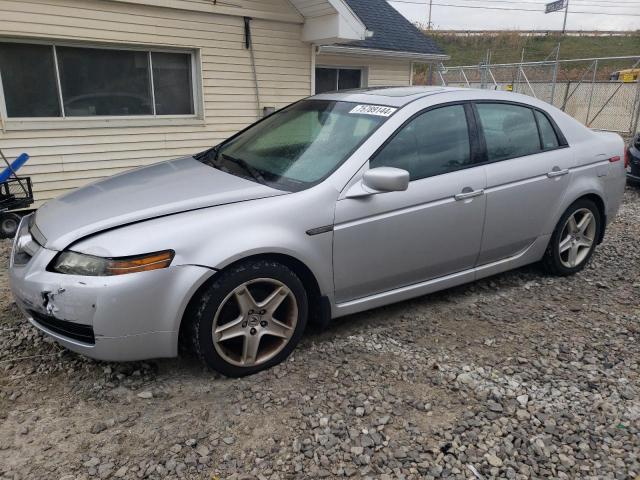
363;167;409;192
345;167;410;198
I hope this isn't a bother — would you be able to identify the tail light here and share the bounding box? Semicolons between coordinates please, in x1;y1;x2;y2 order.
624;146;630;169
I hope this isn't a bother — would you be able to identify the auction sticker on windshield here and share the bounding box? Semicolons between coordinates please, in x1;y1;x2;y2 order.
349;105;397;117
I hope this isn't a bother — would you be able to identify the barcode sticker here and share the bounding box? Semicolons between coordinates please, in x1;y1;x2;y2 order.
349;104;397;117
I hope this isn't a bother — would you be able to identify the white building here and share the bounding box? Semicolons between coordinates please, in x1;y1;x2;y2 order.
0;0;447;204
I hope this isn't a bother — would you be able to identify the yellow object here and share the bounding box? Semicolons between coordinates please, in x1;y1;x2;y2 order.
106;250;174;275
611;68;640;83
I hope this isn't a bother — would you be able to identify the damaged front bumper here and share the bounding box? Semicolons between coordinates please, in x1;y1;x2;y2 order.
8;218;214;362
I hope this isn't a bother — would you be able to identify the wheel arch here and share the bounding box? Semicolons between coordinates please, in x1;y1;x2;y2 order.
178;252;329;352
578;193;606;244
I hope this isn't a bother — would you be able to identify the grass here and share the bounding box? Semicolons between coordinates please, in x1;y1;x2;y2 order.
430;31;640;65
414;32;640;83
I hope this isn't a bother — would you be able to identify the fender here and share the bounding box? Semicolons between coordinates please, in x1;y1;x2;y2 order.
544;170;607;241
70;186;338;300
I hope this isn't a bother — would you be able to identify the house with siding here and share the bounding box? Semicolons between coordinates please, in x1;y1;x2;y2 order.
0;0;447;205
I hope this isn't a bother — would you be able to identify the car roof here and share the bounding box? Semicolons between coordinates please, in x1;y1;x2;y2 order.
310;86;465;107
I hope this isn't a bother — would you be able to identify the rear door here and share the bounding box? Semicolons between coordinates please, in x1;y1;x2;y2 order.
475;102;574;265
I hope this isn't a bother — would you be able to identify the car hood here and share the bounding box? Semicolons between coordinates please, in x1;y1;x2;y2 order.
34;156;286;250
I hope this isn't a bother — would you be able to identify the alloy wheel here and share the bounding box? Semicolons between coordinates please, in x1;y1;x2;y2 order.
212;278;298;367
558;208;596;268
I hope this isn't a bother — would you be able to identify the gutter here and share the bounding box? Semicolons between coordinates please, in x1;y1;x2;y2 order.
317;45;450;62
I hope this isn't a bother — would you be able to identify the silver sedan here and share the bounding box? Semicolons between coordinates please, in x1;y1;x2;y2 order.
9;87;626;376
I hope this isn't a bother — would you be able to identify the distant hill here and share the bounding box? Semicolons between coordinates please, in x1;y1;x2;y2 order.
431;31;640;65
415;31;640;84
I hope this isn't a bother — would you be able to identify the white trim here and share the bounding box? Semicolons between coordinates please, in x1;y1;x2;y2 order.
148;51;157;116
110;0;304;24
293;0;366;43
317;45;450;62
310;44;316;96
52;45;65;117
326;0;367;40
193;49;205;122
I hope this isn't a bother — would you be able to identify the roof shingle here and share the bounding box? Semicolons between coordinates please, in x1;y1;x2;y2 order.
341;0;445;56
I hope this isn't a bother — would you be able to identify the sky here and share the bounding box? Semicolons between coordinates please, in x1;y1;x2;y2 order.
388;0;640;31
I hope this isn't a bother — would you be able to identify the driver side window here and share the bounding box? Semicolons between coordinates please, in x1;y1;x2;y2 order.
370;104;471;181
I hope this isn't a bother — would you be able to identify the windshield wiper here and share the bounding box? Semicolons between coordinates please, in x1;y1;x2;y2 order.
194;145;219;165
218;153;266;185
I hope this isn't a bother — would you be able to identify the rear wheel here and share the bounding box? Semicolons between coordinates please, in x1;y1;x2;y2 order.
543;199;601;276
188;260;308;377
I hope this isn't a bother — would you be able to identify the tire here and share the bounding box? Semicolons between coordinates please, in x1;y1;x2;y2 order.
0;213;21;239
188;259;308;377
542;198;601;276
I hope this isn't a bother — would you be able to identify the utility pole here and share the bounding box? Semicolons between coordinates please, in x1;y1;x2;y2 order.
562;0;569;34
427;0;433;29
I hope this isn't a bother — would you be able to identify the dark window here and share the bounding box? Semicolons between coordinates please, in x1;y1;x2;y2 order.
315;68;337;94
371;105;471;181
476;103;541;162
0;43;60;117
535;110;560;150
0;42;196;118
57;46;152;116
315;68;362;94
338;69;362;90
152;52;193;115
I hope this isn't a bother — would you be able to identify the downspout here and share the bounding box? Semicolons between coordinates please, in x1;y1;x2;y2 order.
244;17;261;118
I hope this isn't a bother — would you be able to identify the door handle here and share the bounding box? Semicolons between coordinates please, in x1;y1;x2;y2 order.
454;188;485;201
547;167;569;178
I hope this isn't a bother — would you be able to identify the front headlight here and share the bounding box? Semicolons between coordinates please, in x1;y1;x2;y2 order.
49;250;174;276
12;214;39;266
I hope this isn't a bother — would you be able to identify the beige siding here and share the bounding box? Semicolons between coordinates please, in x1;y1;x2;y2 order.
315;53;412;88
0;0;312;204
112;0;303;23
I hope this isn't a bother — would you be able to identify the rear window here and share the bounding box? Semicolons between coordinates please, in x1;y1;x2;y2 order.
535;110;560;150
476;103;541;162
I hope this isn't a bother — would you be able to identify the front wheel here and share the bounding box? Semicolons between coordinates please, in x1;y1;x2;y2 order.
188;260;308;377
543;199;601;276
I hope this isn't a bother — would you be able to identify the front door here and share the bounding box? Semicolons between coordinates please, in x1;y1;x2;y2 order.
333;103;487;303
473;102;574;265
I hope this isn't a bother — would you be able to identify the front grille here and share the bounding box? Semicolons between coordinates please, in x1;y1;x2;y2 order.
29;310;95;345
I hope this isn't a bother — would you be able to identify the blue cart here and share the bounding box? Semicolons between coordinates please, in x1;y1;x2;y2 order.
0;150;33;238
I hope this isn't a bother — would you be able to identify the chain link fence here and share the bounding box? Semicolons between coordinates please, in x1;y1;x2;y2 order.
436;55;640;139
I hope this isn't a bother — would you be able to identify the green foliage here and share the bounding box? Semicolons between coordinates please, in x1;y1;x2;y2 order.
431;31;640;65
414;32;640;84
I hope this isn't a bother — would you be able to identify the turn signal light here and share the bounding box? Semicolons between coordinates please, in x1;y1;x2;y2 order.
106;250;175;275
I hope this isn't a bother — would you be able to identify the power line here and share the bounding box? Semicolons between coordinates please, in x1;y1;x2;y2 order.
389;0;640;14
567;0;640;3
396;0;640;7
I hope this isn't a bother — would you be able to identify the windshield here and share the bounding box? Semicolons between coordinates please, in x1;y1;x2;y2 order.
196;100;392;191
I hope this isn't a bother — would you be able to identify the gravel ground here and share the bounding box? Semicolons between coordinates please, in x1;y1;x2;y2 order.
1;188;639;480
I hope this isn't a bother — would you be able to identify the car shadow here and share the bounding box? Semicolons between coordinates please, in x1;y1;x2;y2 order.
305;262;545;341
